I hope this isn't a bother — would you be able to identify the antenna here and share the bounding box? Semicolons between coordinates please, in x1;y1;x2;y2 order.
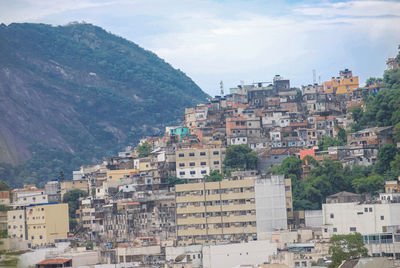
312;69;316;84
318;75;321;85
220;81;224;96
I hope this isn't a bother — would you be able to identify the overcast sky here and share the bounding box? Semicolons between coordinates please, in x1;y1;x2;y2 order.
1;0;399;96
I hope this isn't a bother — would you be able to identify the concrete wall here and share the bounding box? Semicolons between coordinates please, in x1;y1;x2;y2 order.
255;175;288;234
202;240;277;268
305;210;323;228
322;202;400;238
166;245;203;268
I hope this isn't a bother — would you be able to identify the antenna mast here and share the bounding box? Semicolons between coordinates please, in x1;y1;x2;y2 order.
220;81;224;96
312;69;316;84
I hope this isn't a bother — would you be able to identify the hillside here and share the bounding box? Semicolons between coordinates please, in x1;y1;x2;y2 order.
0;22;208;186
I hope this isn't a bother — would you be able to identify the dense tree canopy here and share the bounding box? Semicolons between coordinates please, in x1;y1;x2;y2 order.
270;157;377;210
203;170;224;182
223;144;258;171
328;233;368;268
137;142;152;158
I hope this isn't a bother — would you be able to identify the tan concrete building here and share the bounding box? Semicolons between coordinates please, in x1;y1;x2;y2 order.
175;174;288;246
7;209;25;239
60;179;89;198
175;147;225;182
26;203;69;246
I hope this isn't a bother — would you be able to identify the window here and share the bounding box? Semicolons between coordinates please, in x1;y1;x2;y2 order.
333;228;337;232
381;216;384;220
179;171;185;175
369;207;373;212
201;170;207;174
178;153;184;157
200;162;206;165
179;163;185;167
189;162;195;166
213;161;219;165
330;213;334;219
364;208;368;212
190;171;196;175
213;151;219;155
350;227;356;232
39;235;43;239
200;152;206;156
189;152;195;157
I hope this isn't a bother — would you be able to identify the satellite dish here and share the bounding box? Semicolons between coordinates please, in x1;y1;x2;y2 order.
175;254;186;262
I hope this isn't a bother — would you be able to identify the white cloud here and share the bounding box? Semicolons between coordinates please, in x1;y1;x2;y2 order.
0;0;399;95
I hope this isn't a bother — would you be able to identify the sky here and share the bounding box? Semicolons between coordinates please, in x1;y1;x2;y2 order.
1;0;399;96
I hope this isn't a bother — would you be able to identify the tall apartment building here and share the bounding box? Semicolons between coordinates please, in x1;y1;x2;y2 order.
8;203;69;247
7;209;26;240
175;174;287;246
26;203;69;246
175;147;225;182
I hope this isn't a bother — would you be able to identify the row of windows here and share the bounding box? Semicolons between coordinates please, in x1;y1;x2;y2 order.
176;187;254;197
179;170;207;176
176;198;255;208
178;151;221;157
178;221;256;229
177;210;255;218
178;161;219;167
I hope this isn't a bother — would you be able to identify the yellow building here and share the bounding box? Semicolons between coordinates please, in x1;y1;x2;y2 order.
106;169;138;183
285;179;294;228
323;69;359;94
175;174;288;246
26;203;69;246
385;178;400;193
60;179;89;198
7;209;25;240
175;146;225;182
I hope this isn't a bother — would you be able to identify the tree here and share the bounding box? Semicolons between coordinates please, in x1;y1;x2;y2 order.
203;170;224;182
223;144;258;170
318;136;346;151
166;176;186;188
352;174;385;195
269;156;303;179
375;144;399;174
0;181;10;191
394;122;400;143
62;189;88;220
328;233;368;268
137;142;152;158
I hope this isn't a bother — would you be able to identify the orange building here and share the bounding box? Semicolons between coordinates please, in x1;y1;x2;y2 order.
323;69;359;94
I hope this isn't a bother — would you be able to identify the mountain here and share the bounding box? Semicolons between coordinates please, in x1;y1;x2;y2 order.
0;22;208;187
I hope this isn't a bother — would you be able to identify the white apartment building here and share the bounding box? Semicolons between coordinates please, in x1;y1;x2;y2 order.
7;209;25;240
175;147;225;181
11;187;48;207
322;202;400;238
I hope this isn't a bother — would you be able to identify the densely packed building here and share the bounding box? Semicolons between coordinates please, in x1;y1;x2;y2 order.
3;68;400;267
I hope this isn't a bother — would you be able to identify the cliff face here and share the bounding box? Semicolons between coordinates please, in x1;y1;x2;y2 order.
0;23;207;185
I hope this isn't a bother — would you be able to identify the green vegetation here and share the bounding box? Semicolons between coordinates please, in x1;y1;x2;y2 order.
270;157;377;210
328;233;368;268
63;189;88;230
167;176;186;188
137;142;152;158
317;125;347;151
223;144;258;171
0;23;208;187
203;170;224;182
